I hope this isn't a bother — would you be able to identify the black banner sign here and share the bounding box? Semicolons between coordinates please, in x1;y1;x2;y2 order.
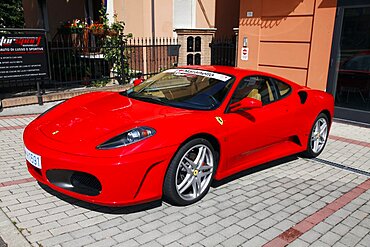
0;34;48;81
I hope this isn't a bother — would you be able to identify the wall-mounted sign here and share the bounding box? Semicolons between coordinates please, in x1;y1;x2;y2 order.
247;11;254;17
241;47;249;61
0;34;48;81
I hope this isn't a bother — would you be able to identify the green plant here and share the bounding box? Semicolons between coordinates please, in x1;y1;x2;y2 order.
91;78;109;87
0;0;24;28
99;7;109;29
99;10;131;83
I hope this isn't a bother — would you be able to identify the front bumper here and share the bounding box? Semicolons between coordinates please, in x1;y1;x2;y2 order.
25;141;177;206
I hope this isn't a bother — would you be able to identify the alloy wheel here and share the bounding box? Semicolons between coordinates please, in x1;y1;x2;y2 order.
175;144;214;201
310;118;328;154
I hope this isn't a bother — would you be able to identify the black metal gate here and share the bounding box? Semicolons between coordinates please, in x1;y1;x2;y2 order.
209;37;236;66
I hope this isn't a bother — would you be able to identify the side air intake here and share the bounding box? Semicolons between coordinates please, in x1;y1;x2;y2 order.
298;91;308;104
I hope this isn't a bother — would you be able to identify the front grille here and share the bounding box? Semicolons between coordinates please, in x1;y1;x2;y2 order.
71;172;102;193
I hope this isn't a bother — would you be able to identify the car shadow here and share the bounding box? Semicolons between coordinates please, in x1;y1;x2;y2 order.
212;155;299;188
38;182;162;214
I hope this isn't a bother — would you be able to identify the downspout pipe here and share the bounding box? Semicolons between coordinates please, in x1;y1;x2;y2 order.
151;0;155;39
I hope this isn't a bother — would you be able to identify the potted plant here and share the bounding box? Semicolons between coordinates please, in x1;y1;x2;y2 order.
70;19;86;34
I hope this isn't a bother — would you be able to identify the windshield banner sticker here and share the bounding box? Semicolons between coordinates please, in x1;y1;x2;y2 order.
169;69;231;82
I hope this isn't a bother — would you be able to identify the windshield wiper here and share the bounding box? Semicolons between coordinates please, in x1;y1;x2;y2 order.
129;94;168;105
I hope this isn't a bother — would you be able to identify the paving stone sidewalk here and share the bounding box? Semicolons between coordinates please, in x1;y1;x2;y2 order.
0;113;369;247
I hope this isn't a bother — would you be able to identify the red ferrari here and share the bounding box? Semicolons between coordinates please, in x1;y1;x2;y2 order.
23;66;334;206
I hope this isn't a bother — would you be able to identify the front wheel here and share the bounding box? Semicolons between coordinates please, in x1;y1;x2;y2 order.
302;113;329;158
163;138;217;206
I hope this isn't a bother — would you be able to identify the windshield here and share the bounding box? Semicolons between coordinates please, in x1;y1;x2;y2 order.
124;68;235;110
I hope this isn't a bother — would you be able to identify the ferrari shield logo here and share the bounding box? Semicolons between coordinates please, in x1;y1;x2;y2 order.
215;117;224;125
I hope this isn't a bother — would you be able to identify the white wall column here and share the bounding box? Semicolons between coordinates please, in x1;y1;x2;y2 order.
106;0;115;24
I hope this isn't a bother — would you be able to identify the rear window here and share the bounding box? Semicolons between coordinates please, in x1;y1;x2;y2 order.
273;78;291;98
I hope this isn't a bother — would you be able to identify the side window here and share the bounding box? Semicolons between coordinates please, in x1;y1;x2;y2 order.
230;76;276;105
187;54;194;65
194;53;201;65
187;36;194;52
195;36;201;52
271;78;291;98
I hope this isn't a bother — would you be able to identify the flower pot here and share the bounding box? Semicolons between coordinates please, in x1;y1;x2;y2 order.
92;29;105;37
106;30;119;37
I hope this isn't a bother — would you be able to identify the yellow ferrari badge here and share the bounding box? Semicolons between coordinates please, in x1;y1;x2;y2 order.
52;130;59;135
215;116;224;125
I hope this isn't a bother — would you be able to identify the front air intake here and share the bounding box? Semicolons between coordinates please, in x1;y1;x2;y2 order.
46;169;102;196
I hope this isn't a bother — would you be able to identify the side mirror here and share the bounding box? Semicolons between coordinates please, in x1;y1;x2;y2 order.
229;97;262;112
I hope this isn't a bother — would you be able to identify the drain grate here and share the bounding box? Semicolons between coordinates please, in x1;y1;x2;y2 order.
0;236;7;247
312;158;370;177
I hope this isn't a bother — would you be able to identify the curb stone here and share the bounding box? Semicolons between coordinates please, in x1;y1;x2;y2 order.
0;235;7;247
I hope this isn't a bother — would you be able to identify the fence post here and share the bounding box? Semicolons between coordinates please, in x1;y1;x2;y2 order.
143;38;148;76
120;36;126;84
233;28;239;67
36;81;43;105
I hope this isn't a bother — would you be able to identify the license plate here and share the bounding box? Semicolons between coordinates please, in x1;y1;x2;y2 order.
25;146;42;169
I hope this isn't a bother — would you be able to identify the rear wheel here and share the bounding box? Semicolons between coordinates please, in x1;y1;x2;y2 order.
302;113;329;158
163;138;217;206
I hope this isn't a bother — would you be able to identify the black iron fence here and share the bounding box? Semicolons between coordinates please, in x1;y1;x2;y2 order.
210;37;237;66
126;37;180;79
48;30;125;89
0;28;180;102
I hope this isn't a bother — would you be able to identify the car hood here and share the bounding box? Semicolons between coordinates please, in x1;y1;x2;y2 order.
38;92;186;144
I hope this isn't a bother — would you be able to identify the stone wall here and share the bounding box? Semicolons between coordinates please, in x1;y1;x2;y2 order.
175;28;216;66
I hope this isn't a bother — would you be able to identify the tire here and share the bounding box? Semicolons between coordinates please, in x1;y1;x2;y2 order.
163;138;218;206
302;113;329;158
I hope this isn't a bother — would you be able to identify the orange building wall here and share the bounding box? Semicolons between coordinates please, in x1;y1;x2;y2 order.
155;0;174;37
196;0;216;28
115;0;237;38
237;0;337;90
115;0;152;38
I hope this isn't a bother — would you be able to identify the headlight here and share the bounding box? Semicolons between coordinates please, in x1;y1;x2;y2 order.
97;127;156;149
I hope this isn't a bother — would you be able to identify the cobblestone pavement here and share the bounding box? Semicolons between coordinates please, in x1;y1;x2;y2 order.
0;114;369;247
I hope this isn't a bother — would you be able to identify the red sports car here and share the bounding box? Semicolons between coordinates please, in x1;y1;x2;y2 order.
23;66;334;206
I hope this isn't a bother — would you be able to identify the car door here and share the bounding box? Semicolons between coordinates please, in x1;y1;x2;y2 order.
221;75;295;170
